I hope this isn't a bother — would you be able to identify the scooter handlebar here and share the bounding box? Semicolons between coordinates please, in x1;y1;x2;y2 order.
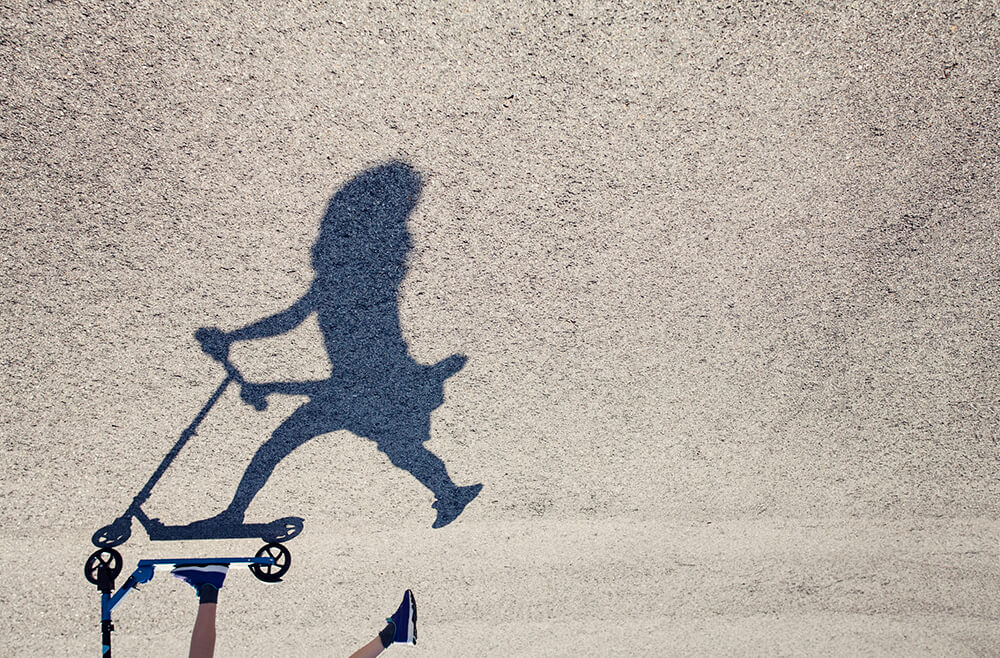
239;383;269;412
195;327;230;362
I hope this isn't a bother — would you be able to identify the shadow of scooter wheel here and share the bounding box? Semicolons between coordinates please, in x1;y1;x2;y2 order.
92;515;133;548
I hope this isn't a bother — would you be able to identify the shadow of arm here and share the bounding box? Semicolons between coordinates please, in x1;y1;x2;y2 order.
229;285;318;342
259;380;327;397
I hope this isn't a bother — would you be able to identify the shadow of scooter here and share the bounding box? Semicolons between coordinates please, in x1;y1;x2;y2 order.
91;329;304;548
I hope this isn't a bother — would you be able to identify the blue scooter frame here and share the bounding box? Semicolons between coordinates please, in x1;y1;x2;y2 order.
85;543;290;657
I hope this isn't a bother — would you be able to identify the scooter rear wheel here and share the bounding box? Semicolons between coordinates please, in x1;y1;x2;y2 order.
250;542;290;582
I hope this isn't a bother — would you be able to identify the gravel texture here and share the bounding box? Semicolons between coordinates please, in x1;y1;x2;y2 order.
2;1;998;655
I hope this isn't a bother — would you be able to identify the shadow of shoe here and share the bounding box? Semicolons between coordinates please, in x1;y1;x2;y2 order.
432;483;483;528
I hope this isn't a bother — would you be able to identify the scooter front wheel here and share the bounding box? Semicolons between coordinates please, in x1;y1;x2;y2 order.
85;548;123;585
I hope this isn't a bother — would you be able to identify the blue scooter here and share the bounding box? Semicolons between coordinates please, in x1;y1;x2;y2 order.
84;543;290;657
85;328;296;655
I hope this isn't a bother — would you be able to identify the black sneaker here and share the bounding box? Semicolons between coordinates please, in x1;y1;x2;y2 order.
386;589;417;646
171;564;228;593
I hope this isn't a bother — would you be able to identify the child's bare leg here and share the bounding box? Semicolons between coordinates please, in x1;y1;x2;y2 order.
348;636;385;658
172;565;228;658
189;603;217;658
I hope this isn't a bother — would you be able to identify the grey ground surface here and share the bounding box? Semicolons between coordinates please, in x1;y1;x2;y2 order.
3;1;999;655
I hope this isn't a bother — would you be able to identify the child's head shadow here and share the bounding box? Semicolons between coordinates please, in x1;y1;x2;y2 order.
311;161;420;293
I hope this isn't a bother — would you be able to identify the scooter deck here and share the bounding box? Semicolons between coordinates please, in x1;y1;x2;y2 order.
139;556;273;569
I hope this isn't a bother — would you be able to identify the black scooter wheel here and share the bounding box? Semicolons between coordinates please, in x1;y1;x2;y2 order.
250;542;290;583
92;515;132;548
85;548;123;585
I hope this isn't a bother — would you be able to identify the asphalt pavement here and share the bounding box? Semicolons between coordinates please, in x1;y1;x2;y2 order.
2;1;998;655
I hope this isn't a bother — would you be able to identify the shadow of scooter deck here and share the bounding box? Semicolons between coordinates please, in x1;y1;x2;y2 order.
143;513;304;542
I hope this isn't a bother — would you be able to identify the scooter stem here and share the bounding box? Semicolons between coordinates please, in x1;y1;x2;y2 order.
129;374;234;509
